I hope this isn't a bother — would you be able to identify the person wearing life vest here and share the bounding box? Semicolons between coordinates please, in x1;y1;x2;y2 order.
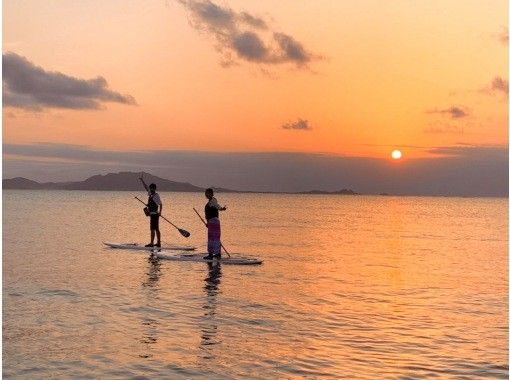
139;176;163;247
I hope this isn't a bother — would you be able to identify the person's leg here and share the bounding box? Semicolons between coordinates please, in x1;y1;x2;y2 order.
213;219;221;258
155;229;161;246
146;230;154;246
212;241;221;257
153;216;161;246
146;217;155;247
204;222;214;259
209;218;222;258
147;215;158;246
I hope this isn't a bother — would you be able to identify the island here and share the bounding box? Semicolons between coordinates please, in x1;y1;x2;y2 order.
3;171;360;195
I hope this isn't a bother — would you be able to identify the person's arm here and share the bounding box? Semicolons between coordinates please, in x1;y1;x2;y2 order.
139;173;149;191
217;199;227;211
155;194;163;215
210;198;227;211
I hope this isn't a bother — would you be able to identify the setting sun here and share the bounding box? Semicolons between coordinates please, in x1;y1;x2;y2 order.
391;150;402;160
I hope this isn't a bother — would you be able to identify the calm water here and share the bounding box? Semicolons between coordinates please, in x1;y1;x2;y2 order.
3;191;508;379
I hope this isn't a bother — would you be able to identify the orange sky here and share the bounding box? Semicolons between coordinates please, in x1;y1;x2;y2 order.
3;0;508;160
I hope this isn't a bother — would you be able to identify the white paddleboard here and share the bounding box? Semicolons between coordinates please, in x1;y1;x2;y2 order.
153;252;263;266
103;242;196;251
104;242;262;265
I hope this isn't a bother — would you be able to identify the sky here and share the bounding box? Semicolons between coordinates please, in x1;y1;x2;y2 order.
2;0;509;195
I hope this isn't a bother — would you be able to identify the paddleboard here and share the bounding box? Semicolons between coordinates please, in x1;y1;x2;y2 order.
103;242;196;251
153;252;263;266
104;242;262;265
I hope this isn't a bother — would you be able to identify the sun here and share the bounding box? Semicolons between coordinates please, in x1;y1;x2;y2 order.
391;150;402;160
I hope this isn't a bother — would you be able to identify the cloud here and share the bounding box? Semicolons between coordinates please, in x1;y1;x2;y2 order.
232;32;268;61
427;144;508;159
273;33;311;64
3;143;508;196
178;0;317;68
479;76;509;96
424;125;463;134
491;76;509;95
281;118;312;131
2;52;137;111
182;0;238;30
239;11;267;29
427;106;468;119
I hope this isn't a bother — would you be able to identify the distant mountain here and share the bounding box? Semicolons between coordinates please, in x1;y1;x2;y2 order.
2;177;43;190
3;171;359;194
299;189;359;195
3;172;237;192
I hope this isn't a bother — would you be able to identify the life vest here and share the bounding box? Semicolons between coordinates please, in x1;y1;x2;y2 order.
205;200;219;220
148;193;159;213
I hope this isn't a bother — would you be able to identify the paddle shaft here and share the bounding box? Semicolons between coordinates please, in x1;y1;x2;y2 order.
135;196;186;232
193;207;207;226
193;207;231;257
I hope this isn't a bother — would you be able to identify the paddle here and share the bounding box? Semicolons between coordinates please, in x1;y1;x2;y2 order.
193;207;231;257
134;196;191;238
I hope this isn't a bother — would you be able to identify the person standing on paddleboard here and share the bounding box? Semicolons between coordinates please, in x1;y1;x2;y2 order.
203;188;227;259
139;176;163;247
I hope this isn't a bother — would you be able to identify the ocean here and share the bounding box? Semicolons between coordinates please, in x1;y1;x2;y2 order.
3;190;508;379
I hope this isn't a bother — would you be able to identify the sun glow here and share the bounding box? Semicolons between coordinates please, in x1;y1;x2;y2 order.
391;150;402;160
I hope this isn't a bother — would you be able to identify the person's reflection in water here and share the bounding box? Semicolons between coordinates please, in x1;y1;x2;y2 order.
142;254;162;289
139;255;162;359
200;261;222;360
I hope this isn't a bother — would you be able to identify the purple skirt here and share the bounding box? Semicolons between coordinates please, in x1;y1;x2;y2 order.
207;217;221;255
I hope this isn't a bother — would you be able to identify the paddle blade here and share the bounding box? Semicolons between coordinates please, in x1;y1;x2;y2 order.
179;229;191;238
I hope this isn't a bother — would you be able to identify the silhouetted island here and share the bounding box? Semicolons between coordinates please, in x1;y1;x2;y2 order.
3;172;236;192
299;189;359;195
3;171;359;195
2;177;44;190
